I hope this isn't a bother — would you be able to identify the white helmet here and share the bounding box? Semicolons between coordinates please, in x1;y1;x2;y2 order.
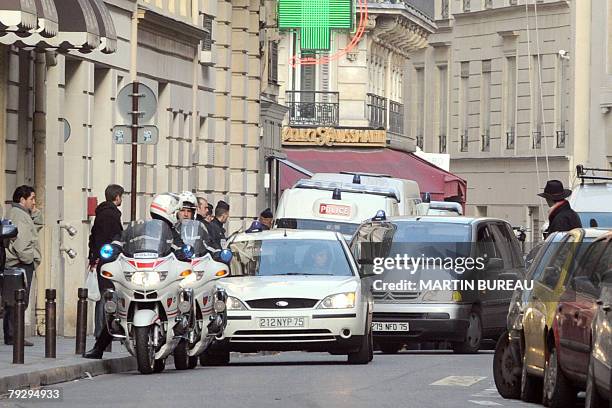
178;191;197;211
150;193;181;225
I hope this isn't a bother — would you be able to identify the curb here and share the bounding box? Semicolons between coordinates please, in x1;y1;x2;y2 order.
0;356;137;395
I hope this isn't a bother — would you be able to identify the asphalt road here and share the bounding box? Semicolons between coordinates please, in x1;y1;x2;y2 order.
2;350;585;408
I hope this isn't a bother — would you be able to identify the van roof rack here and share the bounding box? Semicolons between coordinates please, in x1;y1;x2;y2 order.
293;179;401;201
339;171;392;178
576;165;612;184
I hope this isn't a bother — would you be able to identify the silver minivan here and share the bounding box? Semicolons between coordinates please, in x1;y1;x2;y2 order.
350;215;526;354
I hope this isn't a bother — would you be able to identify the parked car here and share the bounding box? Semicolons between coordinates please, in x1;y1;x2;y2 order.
204;229;374;365
493;232;567;399
543;231;612;408
350;215;525;354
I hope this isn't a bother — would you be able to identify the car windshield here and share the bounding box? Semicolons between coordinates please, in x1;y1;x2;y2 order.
578;212;612;228
228;238;353;277
387;221;472;259
276;218;358;236
122;220;174;257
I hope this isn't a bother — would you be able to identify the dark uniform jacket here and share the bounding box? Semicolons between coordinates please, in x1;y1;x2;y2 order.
545;200;582;238
88;202;123;290
207;218;226;250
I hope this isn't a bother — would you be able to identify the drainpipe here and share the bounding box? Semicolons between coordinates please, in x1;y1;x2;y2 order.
33;51;48;336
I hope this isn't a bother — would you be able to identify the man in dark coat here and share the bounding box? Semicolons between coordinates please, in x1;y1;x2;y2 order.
208;200;230;249
538;180;582;238
259;208;273;230
84;184;124;358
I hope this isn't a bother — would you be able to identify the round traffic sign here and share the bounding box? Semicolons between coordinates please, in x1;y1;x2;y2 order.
116;82;158;123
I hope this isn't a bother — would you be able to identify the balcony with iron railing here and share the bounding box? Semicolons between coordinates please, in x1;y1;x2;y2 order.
286;91;339;127
481;130;490;152
532;131;542;149
389;101;404;135
367;93;387;130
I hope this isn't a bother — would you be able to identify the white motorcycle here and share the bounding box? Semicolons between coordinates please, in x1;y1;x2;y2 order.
98;219;228;374
171;220;231;369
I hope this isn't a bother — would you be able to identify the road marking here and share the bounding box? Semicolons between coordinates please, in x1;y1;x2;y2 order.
430;376;487;387
468;401;503;406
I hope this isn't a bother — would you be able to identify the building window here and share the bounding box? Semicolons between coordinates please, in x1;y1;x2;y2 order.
460;61;470;152
481;60;491;152
441;0;449;18
463;0;471;12
532;55;543;149
556;55;568;148
439;134;447;153
416;67;425;148
389;101;404;135
367;93;387;129
268;41;278;84
484;0;493;9
505;56;517;149
438;65;448;153
202;14;213;51
509;0;518;4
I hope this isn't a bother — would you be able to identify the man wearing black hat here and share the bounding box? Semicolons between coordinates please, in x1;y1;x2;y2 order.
208;200;230;249
259;208;273;230
538;180;582;238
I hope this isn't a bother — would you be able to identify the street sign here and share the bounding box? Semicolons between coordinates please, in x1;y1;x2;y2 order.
112;125;159;145
116;82;157;123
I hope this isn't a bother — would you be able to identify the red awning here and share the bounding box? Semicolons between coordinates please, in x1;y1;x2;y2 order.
280;148;467;204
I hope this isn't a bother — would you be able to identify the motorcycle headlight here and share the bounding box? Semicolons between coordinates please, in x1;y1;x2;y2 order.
131;272;161;286
226;296;247;311
317;292;356;309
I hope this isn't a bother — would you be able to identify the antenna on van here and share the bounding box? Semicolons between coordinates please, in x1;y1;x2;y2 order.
332;188;342;200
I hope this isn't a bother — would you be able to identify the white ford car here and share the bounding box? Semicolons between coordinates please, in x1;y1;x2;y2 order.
200;229;373;365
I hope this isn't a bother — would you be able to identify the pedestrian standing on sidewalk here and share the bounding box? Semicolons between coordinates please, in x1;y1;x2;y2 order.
86;184;124;347
4;185;41;346
538;180;582;238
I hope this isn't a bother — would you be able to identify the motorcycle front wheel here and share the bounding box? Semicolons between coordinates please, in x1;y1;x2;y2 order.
174;339;197;370
134;326;164;374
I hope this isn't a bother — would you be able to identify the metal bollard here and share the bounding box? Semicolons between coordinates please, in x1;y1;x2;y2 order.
45;289;57;358
75;288;88;355
12;289;26;364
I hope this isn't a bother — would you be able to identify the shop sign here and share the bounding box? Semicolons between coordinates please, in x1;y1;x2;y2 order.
282;127;386;147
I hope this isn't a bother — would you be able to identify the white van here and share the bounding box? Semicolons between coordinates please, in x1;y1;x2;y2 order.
309;172;422;216
274;179;401;238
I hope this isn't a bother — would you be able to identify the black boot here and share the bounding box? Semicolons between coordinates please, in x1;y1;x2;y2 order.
83;346;104;359
83;328;112;359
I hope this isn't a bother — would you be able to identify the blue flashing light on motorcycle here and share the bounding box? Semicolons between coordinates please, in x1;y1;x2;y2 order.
372;210;386;221
100;244;115;260
181;244;195;259
219;249;233;264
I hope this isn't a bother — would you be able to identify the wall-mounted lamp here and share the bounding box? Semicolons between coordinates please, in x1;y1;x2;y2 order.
59;222;78;237
60;247;77;259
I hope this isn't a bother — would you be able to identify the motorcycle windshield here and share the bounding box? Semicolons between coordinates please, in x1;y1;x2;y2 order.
179;220;208;256
121;220;174;258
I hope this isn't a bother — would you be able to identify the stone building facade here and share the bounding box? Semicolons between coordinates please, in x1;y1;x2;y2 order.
405;0;611;242
0;0;282;335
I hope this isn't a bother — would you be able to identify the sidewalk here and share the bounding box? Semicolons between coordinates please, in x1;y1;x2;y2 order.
0;336;136;394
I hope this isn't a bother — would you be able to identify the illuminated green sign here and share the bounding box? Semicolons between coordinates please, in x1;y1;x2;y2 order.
278;0;353;51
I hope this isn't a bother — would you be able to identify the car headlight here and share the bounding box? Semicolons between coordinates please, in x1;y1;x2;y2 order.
317;292;356;309
131;272;161;286
226;296;247;311
421;290;462;302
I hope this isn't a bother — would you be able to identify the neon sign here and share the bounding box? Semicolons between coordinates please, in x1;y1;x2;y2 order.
278;0;368;66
